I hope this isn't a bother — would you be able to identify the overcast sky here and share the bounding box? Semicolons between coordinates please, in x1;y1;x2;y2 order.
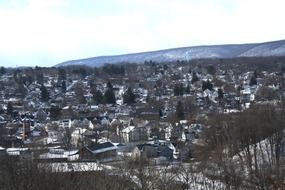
0;0;284;67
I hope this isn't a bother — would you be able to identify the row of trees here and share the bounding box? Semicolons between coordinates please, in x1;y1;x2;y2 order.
198;103;285;189
78;82;136;105
173;80;217;96
0;156;134;190
2;102;284;189
0;154;227;190
173;84;190;96
39;80;137;106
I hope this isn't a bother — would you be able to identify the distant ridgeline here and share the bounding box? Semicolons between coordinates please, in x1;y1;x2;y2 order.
55;39;285;67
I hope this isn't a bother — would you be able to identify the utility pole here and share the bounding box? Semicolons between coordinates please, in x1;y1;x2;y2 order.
22;119;26;141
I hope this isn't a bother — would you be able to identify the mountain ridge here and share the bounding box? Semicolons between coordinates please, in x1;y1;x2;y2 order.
55;39;285;67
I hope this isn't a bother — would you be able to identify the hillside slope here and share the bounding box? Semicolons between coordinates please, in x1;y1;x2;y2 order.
55;40;285;67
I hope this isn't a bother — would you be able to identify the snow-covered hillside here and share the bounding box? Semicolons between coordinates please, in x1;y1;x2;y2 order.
55;40;285;67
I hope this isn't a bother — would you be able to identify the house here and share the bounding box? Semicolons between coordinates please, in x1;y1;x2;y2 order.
60;119;72;128
38;148;78;162
88;118;102;130
79;142;118;161
121;125;148;143
71;128;87;147
120;119;149;143
46;129;62;145
88;120;96;130
6;147;31;160
71;119;89;129
182;124;202;142
165;124;173;141
82;130;100;145
132;140;175;161
110;118;123;129
30;127;48;140
121;126;134;143
100;117;110;126
35;108;48;122
133;144;157;159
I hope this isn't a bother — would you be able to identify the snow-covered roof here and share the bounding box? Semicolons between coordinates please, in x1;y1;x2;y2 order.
71;128;87;136
38;162;106;173
6;148;29;156
86;142;118;154
122;126;135;133
39;151;79;161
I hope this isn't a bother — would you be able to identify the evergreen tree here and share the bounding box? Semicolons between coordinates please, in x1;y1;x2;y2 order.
159;109;164;118
90;82;100;104
176;100;185;120
89;79;95;90
191;72;199;83
107;81;113;90
58;68;66;81
207;80;213;90
250;75;257;86
35;67;44;84
120;65;125;75
202;81;207;91
174;84;184;96
102;64;125;75
74;83;86;104
40;85;50;102
202;80;213;91
79;68;88;79
179;84;184;96
146;93;150;103
123;87;136;104
253;70;258;78
23;75;34;86
93;90;103;104
61;81;66;93
185;84;191;94
206;65;216;75
174;85;180;96
0;67;6;76
104;89;116;104
15;83;28;98
49;106;62;120
6;102;13;116
72;68;88;79
104;82;116;104
218;88;224;99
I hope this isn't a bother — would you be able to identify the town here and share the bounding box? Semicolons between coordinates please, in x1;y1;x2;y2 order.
0;57;285;189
